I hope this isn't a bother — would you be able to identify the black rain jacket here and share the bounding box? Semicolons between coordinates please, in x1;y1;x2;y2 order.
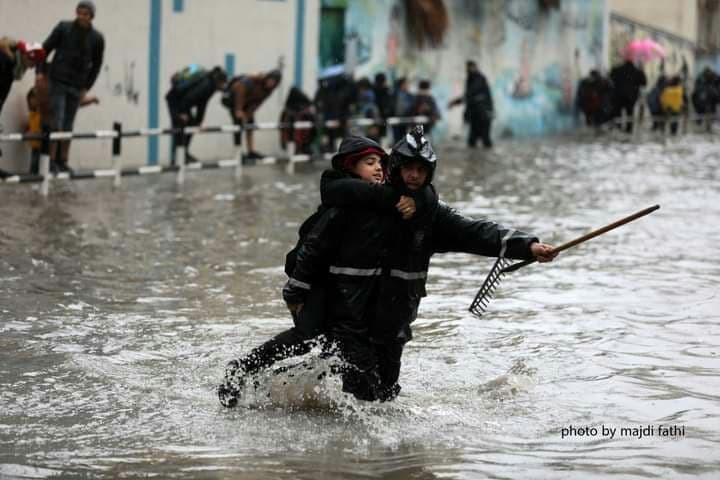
165;73;218;124
284;176;538;349
43;20;105;90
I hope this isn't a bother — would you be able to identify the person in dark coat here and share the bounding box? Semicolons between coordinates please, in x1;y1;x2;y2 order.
691;67;720;126
221;69;281;159
353;77;383;142
373;72;393;139
449;61;494;148
279;86;316;155
646;74;669;131
609;59;647;133
218;128;557;406
314;72;357;152
391;77;415;143
218;135;423;406
165;66;227;165
41;0;105;172
576;70;613;127
412;79;441;134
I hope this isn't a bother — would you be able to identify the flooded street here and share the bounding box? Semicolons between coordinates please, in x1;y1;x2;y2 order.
1;134;719;479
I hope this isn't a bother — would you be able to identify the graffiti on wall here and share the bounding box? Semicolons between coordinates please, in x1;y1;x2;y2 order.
342;0;606;138
103;60;141;105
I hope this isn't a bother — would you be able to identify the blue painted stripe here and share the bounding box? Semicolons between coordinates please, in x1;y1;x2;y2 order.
148;0;162;165
173;0;184;13
294;0;305;87
225;53;236;77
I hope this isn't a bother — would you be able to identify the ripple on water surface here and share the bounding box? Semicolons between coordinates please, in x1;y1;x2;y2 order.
1;136;719;478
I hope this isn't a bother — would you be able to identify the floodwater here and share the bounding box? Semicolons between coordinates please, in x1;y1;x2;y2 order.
1;133;719;479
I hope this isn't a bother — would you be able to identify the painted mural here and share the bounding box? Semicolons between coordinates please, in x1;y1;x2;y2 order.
341;0;607;139
610;14;696;91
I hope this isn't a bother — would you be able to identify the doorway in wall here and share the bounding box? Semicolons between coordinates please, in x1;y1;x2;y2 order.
319;0;347;70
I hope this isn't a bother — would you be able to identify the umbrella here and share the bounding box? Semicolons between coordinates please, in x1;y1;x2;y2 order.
621;38;666;63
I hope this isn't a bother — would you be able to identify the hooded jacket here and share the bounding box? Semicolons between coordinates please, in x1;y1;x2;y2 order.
284;137;538;349
610;61;647;104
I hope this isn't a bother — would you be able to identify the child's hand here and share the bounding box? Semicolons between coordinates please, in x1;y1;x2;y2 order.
396;196;416;219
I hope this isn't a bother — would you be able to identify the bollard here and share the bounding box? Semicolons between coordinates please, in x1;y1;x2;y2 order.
177;147;186;185
631;104;640;142
233;124;243;179
177;126;186;185
286;140;296;174
39;127;51;196
112;122;122;188
39;153;50;196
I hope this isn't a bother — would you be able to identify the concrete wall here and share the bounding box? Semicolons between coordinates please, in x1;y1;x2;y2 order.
0;0;319;173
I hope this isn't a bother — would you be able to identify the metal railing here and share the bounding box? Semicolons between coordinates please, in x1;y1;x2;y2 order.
0;115;432;196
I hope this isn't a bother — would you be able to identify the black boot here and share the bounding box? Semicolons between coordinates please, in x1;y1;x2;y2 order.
218;360;246;408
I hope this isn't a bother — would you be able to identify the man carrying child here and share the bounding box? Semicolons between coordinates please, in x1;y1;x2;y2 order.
219;127;556;406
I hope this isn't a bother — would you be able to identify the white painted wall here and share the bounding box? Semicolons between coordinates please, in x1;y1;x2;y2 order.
0;0;319;173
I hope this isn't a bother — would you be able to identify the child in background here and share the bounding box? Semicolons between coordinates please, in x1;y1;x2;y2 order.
24;86;99;174
660;76;685;135
25;87;42;174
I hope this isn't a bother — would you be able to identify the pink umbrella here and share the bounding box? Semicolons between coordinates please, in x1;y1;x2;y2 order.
621;38;666;63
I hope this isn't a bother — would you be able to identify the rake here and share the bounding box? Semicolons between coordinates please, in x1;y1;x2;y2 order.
469;205;660;317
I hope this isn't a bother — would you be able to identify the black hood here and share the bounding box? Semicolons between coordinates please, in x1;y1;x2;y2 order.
330;136;388;171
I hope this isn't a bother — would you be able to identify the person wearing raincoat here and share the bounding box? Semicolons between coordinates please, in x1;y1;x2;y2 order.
219;135;422;406
691;67;720;129
609;60;647;133
448;61;494;148
219;128;556;406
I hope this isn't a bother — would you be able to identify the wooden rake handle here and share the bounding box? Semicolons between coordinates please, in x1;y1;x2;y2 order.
501;204;660;274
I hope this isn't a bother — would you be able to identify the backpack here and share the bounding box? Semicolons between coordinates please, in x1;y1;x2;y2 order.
284;207;326;276
171;64;206;91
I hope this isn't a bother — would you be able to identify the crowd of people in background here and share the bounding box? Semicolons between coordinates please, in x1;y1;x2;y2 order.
576;59;720;136
3;1;720;178
164;62;451;165
0;0;103;178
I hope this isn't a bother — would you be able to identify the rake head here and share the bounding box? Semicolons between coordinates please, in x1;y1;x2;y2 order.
469;256;511;317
